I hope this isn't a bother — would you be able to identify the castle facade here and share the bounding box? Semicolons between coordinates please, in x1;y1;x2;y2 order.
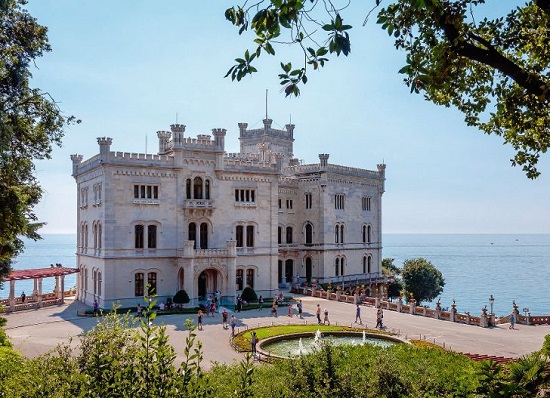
71;118;387;308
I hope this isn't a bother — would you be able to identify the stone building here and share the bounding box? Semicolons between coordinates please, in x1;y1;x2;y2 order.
71;118;387;308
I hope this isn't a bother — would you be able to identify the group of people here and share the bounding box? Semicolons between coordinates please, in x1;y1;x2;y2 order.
198;306;238;336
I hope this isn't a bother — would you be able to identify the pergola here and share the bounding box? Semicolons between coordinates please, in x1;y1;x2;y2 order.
2;266;79;311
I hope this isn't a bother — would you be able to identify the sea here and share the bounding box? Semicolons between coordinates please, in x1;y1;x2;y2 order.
1;234;548;317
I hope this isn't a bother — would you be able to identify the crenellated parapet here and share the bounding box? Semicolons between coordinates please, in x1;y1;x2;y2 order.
157;131;171;154
70;154;83;177
97;137;113;161
171;124;186;146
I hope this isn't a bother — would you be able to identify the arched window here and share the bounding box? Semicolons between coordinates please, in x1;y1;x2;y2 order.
286;226;293;244
135;225;144;248
205;179;210;199
340;225;344;244
367;225;372;243
236;269;244;291
148;272;157;295
193;177;203;199
368;256;372;273
186;178;192;199
335;257;340;276
93;270;97;295
362;225;367;243
148;225;157;248
188;223;197;249
363;256;367;273
340;257;345;276
135;272;144;296
97;272;102;296
246;269;254;288
200;223;208;249
246;225;254;247
305;223;313;245
305;257;312;283
285;259;293;283
84;268;88;291
335;225;339;243
236;225;244;247
278;226;282;244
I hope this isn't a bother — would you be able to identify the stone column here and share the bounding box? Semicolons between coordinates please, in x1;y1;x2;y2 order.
450;302;457;322
226;240;237;307
37;278;43;307
61;275;65;303
397;296;403;313
480;307;488;328
9;280;15;311
409;299;416;315
465;311;471;325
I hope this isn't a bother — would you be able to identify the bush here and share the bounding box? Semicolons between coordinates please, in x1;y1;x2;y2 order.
0;317;6;327
173;289;190;305
241;287;257;303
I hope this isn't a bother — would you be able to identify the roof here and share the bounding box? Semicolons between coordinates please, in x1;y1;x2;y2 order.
3;267;80;281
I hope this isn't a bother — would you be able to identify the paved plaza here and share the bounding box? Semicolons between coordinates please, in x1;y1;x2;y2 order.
4;295;549;370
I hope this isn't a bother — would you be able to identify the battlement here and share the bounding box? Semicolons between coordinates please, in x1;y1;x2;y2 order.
285;163;382;179
112;151;173;163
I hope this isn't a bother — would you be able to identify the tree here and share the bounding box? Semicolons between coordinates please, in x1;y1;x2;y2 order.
0;0;77;287
225;1;550;178
401;257;444;304
173;289;190;305
382;257;401;276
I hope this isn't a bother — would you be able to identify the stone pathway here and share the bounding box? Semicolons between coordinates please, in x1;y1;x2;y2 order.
4;295;549;370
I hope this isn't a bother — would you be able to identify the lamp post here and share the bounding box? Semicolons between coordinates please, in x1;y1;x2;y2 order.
489;295;495;327
489;295;495;314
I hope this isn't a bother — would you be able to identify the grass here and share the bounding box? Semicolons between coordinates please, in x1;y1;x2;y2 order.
232;324;386;352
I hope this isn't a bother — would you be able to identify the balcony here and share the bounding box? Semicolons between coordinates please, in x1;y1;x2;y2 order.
183;199;215;216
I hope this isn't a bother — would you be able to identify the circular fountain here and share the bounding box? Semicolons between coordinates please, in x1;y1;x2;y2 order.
258;329;406;359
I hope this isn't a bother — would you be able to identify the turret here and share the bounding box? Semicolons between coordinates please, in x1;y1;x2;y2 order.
285;123;295;138
171;124;185;145
212;128;226;150
70;154;83;177
238;123;248;136
97;137;112;161
263;118;272;133
319;153;330;168
157;131;171;153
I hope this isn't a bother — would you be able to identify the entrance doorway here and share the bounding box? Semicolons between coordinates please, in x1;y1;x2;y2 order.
197;269;219;300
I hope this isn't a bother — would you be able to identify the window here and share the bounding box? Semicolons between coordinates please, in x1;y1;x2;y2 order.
148;225;157;248
335;224;344;244
236;269;244;291
135;273;144;296
335;193;345;210
367;225;372;243
200;223;208;249
278;199;282;209
236;225;244;247
93;183;102;205
133;184;159;202
362;196;372;211
286;199;293;209
235;189;255;203
246;225;254;247
135;225;144;249
194;177;203;199
186;179;192;199
189;223;197;249
305;192;312;209
80;187;88;208
97;272;102;296
286;226;293;244
305;223;313;245
335;258;340;276
205;180;210;199
278;226;282;244
148;272;157;295
362;256;372;273
246;269;254;288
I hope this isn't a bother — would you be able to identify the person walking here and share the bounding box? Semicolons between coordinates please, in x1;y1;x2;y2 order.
258;295;264;311
222;308;229;329
323;308;330;325
509;313;516;329
93;300;99;316
287;303;293;317
271;302;278;317
250;331;258;357
236;295;242;313
376;309;383;329
355;304;362;324
297;300;303;319
20;291;26;303
230;314;237;336
197;309;204;331
316;304;322;324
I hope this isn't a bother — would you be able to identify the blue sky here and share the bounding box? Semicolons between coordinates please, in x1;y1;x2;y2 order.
26;1;550;234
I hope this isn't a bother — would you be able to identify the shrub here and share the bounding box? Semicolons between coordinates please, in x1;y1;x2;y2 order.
173;289;190;305
241;287;257;303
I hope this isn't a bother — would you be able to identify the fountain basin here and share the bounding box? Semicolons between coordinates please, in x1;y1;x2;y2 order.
258;330;407;359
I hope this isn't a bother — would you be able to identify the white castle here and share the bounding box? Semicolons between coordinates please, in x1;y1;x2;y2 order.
71;118;387;308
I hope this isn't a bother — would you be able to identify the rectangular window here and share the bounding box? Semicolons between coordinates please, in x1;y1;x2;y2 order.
80;187;89;208
235;189;256;203
135;273;144;296
335;194;345;210
286;199;293;209
93;183;102;205
362;196;372;211
305;193;312;209
278;199;282;209
133;184;160;202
